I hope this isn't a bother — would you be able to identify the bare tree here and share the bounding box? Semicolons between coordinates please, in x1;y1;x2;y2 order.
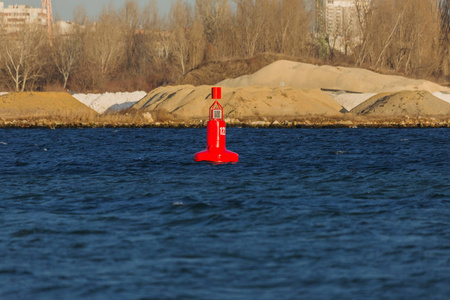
234;0;268;58
0;26;49;92
195;0;234;59
187;16;207;69
169;0;193;74
73;5;89;26
275;0;311;56
169;0;206;74
351;0;372;65
80;5;127;89
440;0;450;76
52;28;82;89
141;0;172;73
121;0;141;75
351;0;440;77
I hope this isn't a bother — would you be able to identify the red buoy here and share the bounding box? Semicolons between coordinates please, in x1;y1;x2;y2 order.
194;88;239;163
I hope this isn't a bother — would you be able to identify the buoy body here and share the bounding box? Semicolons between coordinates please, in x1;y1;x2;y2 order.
194;87;239;163
194;119;239;163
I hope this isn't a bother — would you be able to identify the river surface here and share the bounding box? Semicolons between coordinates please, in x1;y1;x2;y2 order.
0;128;449;299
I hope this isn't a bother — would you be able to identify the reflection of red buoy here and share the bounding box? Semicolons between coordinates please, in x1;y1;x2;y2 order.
194;87;239;163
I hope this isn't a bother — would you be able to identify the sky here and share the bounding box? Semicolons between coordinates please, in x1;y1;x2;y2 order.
0;0;197;21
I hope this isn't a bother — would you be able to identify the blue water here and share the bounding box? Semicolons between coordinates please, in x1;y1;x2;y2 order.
0;128;449;299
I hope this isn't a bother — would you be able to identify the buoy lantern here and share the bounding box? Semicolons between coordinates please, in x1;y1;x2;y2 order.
194;87;239;163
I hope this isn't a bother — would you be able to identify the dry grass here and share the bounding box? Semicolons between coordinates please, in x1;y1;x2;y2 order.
0;110;149;128
149;109;178;123
175;53;297;86
42;83;68;92
1;111;448;128
232;113;450;128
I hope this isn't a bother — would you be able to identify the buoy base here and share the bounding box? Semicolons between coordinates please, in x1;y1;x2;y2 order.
194;149;239;163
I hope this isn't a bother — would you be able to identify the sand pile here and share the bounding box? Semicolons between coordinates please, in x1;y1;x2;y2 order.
72;92;147;114
218;60;450;94
132;85;344;120
351;91;450;117
327;91;450;112
0;92;96;119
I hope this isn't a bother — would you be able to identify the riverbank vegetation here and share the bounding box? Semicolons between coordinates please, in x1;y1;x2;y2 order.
0;0;448;93
1;115;449;129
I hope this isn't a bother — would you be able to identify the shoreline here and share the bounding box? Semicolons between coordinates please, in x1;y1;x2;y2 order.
1;118;449;129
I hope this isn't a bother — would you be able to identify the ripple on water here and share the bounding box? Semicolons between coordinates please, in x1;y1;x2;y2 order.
0;128;448;299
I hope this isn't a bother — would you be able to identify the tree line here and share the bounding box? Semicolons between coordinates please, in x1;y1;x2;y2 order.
0;0;448;93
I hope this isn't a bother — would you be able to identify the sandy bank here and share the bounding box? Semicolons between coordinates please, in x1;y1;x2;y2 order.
0;92;96;119
132;85;344;121
218;60;450;94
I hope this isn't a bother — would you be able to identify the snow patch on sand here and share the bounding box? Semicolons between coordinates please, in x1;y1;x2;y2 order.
433;92;450;104
331;93;376;111
72;92;147;114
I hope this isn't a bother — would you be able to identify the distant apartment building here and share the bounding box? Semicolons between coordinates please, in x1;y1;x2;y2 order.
317;0;371;52
0;1;47;33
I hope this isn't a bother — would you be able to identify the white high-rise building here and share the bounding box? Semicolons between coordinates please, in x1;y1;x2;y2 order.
317;0;371;52
0;2;47;33
326;1;354;36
